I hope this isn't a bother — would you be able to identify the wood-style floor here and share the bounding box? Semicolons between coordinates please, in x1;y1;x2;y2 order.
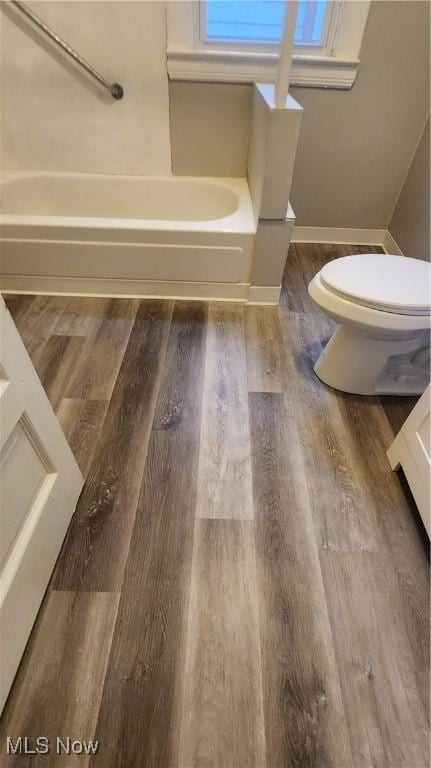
1;244;429;768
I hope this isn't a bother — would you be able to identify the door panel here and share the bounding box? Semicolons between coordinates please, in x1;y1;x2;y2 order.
0;297;83;712
0;419;49;567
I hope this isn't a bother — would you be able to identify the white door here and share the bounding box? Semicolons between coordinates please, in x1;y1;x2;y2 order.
0;297;83;711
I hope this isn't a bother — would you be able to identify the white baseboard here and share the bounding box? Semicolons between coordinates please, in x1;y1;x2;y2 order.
2;275;284;305
248;285;281;305
292;226;404;255
1;275;284;305
382;230;403;256
0;274;250;303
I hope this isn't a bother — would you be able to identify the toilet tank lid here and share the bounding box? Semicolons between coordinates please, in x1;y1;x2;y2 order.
320;254;431;316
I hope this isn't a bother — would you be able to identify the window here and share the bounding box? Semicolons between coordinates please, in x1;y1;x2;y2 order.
167;1;371;90
205;1;330;47
206;1;288;44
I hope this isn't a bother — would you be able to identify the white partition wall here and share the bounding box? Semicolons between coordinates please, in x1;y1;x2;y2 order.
248;84;303;221
247;82;303;301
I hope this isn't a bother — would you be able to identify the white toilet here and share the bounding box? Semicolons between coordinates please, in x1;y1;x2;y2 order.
308;253;431;396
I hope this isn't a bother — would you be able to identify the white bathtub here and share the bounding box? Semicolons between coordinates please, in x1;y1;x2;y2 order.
0;172;256;301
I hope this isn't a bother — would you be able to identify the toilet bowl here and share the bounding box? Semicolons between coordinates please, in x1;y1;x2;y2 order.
308;253;431;395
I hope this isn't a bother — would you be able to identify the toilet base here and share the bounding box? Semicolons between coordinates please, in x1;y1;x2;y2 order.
314;325;430;396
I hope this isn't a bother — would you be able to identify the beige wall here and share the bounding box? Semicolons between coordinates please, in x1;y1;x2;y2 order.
169;1;430;229
389;117;430;261
1;1;171;175
169;82;251;177
290;0;430;228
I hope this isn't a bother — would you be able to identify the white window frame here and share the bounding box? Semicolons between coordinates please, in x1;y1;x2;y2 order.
167;1;371;89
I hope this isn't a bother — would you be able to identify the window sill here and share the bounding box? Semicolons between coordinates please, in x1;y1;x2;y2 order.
167;49;360;90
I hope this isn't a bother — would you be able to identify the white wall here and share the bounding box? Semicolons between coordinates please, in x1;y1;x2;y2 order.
1;1;171;175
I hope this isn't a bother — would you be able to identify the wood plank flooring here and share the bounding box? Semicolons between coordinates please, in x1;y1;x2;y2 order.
1;243;429;768
196;303;253;520
249;391;353;767
92;301;207;767
2;591;119;768
177;519;265;768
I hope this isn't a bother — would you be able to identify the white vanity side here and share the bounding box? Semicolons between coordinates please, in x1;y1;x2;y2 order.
387;384;431;535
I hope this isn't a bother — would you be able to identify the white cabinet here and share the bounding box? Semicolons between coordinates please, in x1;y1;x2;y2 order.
387;385;430;536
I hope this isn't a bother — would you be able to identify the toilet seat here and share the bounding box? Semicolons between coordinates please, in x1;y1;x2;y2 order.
320;254;431;316
309;272;431;334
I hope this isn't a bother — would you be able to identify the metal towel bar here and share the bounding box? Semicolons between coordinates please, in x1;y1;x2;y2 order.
10;0;124;99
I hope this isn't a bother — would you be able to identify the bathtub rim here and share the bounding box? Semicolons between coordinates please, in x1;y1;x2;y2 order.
0;170;257;234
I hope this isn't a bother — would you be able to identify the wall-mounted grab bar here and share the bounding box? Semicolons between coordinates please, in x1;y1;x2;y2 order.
10;0;124;99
